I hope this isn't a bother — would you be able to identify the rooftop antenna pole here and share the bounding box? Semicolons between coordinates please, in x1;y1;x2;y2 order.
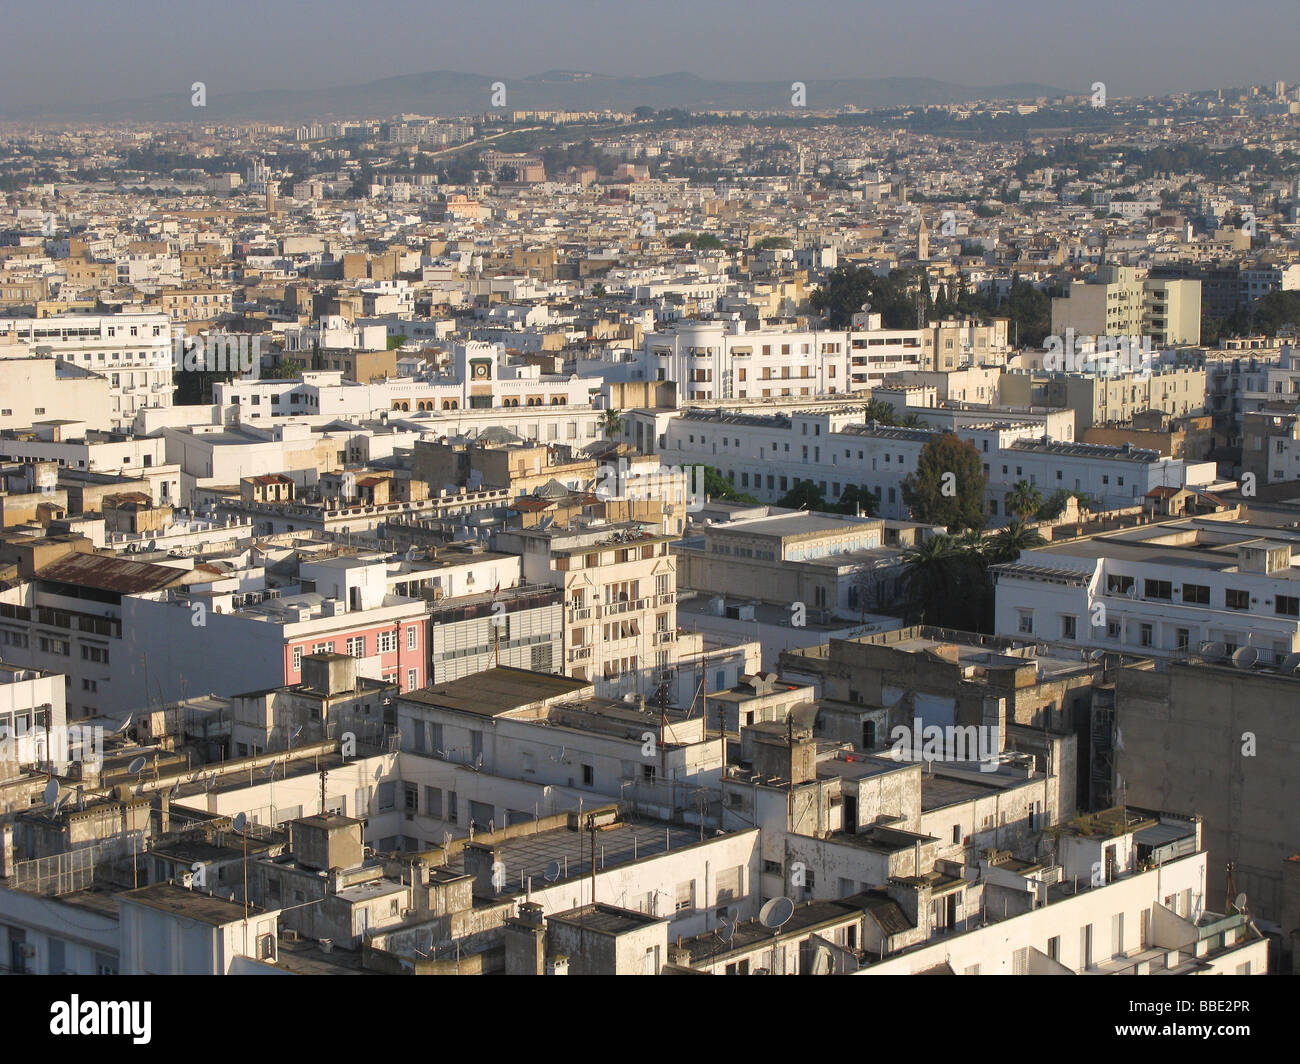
588;813;597;906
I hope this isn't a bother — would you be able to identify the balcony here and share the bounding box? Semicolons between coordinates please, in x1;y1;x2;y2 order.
655;592;676;606
603;597;649;617
568;646;593;662
568;605;593;621
653;630;675;645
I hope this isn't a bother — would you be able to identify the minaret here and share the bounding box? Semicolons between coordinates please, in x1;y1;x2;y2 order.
918;215;929;261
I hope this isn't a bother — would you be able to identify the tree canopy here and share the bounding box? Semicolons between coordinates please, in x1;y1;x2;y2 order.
901;433;987;531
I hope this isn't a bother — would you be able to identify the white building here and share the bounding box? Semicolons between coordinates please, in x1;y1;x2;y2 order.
0;314;174;431
993;514;1300;660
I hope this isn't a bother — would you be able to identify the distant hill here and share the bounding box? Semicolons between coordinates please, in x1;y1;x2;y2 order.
5;69;1066;123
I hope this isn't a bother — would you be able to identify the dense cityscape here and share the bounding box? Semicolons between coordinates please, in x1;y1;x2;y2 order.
0;23;1296;1008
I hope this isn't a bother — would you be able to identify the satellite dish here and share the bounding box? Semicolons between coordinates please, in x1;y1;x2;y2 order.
42;779;59;806
52;793;70;815
1281;652;1300;673
1234;892;1248;913
786;701;819;736
127;756;147;775
1087;648;1105;662
233;812;248;832
1200;641;1226;663
115;714;133;734
544;861;561;883
1231;646;1259;669
759;896;794;931
288;724;303;744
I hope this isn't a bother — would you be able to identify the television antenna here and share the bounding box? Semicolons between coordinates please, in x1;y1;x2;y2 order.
233;812;250;918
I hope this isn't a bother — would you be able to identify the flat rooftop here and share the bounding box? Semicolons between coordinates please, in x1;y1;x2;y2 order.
117;882;271;926
400;667;589;716
547;903;667;935
451;820;708;895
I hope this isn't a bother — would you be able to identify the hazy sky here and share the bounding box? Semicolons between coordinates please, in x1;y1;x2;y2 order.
2;0;1296;111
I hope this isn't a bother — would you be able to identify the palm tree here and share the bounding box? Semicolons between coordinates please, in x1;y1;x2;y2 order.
988;519;1047;564
598;407;626;441
902;533;958;625
955;527;987;562
863;399;897;426
897;412;926;429
1005;480;1043;522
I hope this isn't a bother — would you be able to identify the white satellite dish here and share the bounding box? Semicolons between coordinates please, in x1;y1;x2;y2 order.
544;861;561;883
1281;652;1300;673
232;812;248;832
759;896;794;932
42;779;59;806
127;756;147;775
1232;646;1259;669
1200;641;1226;663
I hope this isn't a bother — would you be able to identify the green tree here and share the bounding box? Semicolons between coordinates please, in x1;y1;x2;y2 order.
1005;480;1043;522
702;466;759;505
598;408;626;441
591;282;607;298
834;484;878;517
987;519;1047;564
777;479;826;511
902;534;959;626
901;433;987;531
863;399;899;426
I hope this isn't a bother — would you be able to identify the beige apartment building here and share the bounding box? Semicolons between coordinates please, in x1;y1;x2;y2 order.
154;284;235;323
495;521;678;698
413;438;597;497
1051;266;1201;347
999;366;1206;429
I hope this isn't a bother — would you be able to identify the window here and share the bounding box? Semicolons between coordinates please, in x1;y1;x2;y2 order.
346;636;366;657
406;667;417;690
1143;579;1172;600
1017;610;1034;634
674;880;695;913
582;764;594;787
1106;574;1134;594
292;646;302;671
1139;623;1153;647
378;630;397;653
1276;595;1300;617
1060;615;1076;640
1176;628;1190;652
1047;935;1060;962
407;626;418;650
1225;588;1249;610
1182;583;1210;605
425;787;442;818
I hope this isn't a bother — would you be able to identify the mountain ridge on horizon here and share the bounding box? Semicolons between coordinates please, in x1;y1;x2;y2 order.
4;69;1068;123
